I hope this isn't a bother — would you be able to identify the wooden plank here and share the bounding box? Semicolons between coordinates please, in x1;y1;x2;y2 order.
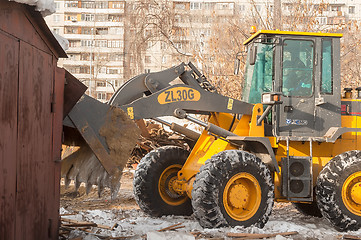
227;231;298;239
0;29;19;240
157;223;183;232
343;235;361;240
15;40;55;240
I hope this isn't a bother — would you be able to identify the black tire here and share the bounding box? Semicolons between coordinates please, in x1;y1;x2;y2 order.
293;202;322;218
191;150;274;228
133;146;192;216
316;150;361;231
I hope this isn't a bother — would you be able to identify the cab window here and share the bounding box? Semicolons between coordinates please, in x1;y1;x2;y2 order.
242;42;274;104
321;39;333;94
282;40;314;97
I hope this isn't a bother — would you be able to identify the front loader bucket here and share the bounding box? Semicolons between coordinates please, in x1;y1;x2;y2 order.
62;95;140;198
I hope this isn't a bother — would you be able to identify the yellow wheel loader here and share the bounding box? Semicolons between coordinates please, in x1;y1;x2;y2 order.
63;30;361;232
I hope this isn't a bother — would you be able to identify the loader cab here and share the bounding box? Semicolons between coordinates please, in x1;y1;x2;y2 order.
241;30;343;138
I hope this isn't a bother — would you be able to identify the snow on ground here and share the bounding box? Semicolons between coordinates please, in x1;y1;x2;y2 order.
60;171;361;240
60;199;361;240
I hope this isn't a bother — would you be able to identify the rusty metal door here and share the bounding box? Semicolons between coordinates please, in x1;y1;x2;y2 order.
0;30;19;240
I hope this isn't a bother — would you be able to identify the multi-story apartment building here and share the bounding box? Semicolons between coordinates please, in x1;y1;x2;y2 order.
45;0;361;102
46;0;125;101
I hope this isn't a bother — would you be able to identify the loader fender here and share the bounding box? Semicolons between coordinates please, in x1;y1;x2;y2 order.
227;136;280;173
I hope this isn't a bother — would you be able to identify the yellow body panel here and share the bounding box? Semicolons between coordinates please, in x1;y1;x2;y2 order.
243;30;343;45
175;98;361;202
177;113;237;182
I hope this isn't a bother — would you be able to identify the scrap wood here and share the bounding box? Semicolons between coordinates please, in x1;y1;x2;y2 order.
61;217;114;230
343;235;361;240
63;223;97;228
227;231;298;239
190;231;201;236
157;222;185;232
136;141;152;151
61;213;78;216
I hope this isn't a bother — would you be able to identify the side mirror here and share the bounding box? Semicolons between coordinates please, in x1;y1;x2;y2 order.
249;44;257;66
234;58;240;75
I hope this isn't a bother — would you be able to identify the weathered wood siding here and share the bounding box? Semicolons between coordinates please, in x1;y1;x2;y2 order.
0;2;65;239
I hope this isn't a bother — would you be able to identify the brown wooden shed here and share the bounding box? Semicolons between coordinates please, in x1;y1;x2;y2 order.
0;1;67;239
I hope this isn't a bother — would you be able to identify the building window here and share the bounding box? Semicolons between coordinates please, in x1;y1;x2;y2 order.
190;2;201;10
107;68;120;74
65;27;78;34
95;40;107;47
81;14;94;21
204;2;214;10
55;2;61;9
174;3;185;9
81;27;92;34
161;42;167;50
175;42;183;50
145;56;151;64
349;6;355;14
316;17;327;25
97;93;106;100
95;2;108;9
111;2;124;9
52;28;60;34
162;56;167;64
82;1;95;8
97;81;106;87
108;40;121;48
331;6;341;11
108;15;121;22
65;1;77;7
108;53;122;61
109;28;123;35
95;14;107;22
239;5;245;11
53;14;60;22
80;53;90;61
79;66;90;74
147;41;153;49
81;40;94;47
69;40;80;47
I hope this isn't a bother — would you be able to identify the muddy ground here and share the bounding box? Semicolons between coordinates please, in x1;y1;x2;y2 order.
60;170;139;212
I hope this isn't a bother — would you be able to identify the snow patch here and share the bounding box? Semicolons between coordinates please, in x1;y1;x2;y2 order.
61;206;361;240
11;0;55;16
147;231;195;240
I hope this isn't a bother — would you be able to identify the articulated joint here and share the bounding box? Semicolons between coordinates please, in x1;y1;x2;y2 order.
173;177;195;199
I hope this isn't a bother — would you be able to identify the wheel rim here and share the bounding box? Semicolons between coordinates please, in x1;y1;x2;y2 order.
342;171;361;216
223;173;262;221
158;164;187;206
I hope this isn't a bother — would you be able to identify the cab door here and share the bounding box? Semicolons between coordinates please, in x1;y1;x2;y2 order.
277;38;316;137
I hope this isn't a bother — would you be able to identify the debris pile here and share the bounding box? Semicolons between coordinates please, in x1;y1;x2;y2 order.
59;215;125;240
127;120;191;168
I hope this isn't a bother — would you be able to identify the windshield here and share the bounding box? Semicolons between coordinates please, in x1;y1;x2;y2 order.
242;42;274;104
